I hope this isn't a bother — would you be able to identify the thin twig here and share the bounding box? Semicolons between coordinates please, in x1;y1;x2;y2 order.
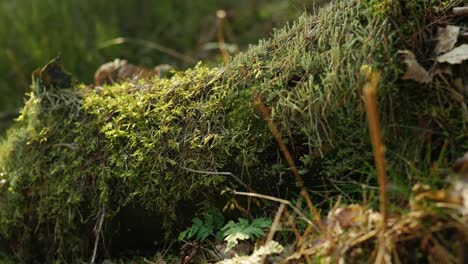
90;206;106;264
97;37;197;64
230;190;312;225
180;166;254;193
253;94;323;230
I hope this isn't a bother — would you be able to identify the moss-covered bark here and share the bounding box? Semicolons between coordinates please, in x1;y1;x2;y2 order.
0;0;466;262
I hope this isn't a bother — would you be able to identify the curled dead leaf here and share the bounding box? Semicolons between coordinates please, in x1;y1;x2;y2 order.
437;44;468;64
434;25;460;55
335;205;362;228
398;50;432;83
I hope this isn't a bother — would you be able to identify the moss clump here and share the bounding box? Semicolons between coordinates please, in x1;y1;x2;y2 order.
0;0;466;261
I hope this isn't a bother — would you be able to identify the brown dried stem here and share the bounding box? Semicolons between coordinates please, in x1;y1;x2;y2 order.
363;69;387;227
253;94;323;231
229;190;311;225
265;203;286;244
363;68;389;263
216;10;230;64
284;208;301;241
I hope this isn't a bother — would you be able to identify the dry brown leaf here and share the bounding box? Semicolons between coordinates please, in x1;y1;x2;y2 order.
398;50;432;83
434;25;460;55
437;44;468;64
335;205;362;228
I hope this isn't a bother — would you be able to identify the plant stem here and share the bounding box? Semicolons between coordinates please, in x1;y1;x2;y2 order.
253;94;323;231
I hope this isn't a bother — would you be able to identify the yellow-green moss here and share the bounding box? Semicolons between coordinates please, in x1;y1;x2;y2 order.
0;0;466;261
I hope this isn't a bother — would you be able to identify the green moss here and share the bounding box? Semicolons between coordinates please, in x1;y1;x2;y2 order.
0;0;466;261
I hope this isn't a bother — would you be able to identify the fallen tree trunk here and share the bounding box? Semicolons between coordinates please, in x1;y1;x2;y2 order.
0;0;466;262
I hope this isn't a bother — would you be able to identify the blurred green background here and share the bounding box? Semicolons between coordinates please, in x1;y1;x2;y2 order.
0;0;314;133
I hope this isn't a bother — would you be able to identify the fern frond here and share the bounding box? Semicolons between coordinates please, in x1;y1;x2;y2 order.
221;218;272;252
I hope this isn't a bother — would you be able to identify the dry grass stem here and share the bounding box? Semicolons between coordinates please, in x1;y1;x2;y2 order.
284;208;301;241
253;93;323;231
91;206;106;264
216;10;230;64
262;203;285;263
363;68;390;263
180;166;255;193
265;203;285;243
230;190;312;225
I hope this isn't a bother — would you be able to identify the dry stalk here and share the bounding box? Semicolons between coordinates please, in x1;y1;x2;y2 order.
90;205;106;264
216;10;230;64
262;203;286;263
253;93;323;232
97;37;196;64
265;203;286;243
180;166;255;193
363;67;389;263
230;190;311;225
284;208;301;241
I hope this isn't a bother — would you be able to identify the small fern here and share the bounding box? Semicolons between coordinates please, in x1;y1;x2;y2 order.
221;218;272;252
178;209;225;242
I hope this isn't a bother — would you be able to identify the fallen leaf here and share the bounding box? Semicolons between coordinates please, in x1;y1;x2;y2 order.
398;50;432;83
335;206;362;228
434;25;460;55
437;44;468;64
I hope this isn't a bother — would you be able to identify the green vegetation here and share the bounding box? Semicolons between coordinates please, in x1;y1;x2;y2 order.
221;218;272;251
0;0;466;262
0;0;313;133
179;209;225;242
178;209;272;253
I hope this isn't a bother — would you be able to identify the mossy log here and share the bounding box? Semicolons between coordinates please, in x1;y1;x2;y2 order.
0;0;466;261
